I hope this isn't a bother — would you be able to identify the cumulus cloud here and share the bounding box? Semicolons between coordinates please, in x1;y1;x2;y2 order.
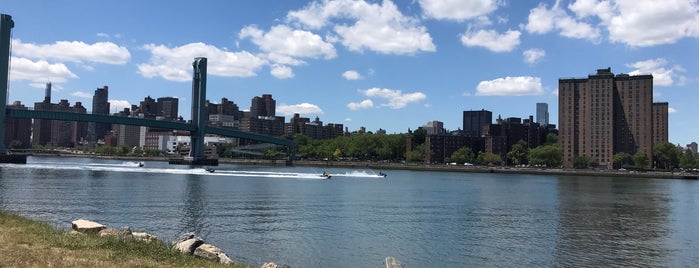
287;0;436;55
626;58;686;87
342;70;362;80
109;99;131;113
12;39;131;64
668;107;678;113
460;29;521;52
239;24;336;65
277;103;324;116
523;48;546;64
524;2;601;42
270;64;294;79
476;76;544;96
9;57;78;85
138;42;267;82
527;0;699;47
347;99;374;110
358;88;427;109
419;0;500;21
71;91;92;99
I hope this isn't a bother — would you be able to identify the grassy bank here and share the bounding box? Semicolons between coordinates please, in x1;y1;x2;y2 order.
0;211;247;268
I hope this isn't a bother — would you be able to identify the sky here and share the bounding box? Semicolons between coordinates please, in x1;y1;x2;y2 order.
1;0;698;145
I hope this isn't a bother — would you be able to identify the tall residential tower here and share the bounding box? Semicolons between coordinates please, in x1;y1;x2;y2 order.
558;68;668;168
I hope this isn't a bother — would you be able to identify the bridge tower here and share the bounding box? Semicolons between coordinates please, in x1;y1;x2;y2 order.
169;57;218;166
0;14;25;163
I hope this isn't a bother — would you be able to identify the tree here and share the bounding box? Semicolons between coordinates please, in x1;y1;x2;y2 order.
332;148;342;160
477;151;502;166
449;146;475;164
572;155;595;169
507;140;529;166
653;142;681;170
545;133;558;146
9;139;22;149
632;151;650;169
411;128;427;146
406;144;425;163
528;145;561;168
679;150;699;169
612;152;632;169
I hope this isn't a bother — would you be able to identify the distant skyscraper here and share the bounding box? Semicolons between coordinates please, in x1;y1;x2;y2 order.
559;68;667;168
536;103;549;126
462;109;492;137
250;94;275;117
156;97;179;120
139;96;157;118
89;86;110;142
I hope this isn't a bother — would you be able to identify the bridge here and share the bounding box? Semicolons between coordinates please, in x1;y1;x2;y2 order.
0;13;295;165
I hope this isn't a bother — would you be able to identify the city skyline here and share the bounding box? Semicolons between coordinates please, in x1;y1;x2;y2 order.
1;1;697;145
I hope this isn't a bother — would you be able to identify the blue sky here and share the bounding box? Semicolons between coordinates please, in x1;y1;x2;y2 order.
1;0;698;145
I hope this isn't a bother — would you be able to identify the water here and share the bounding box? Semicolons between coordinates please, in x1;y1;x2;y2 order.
0;156;697;267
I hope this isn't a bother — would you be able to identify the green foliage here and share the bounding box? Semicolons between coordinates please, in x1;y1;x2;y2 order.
448;146;475;164
94;145;116;155
9;139;23;149
507;140;529;165
545;133;558;146
477;151;502;166
679;150;699;169
572;155;596;169
653;142;681;170
411;128;427;146
528;144;561;167
612;152;632;169
294;133;408;162
116;145;131;156
632;151;650;169
406;144;425;163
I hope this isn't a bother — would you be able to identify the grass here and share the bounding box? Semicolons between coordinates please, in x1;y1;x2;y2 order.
0;211;250;268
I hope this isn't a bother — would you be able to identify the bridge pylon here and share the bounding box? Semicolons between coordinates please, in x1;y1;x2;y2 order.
0;14;27;164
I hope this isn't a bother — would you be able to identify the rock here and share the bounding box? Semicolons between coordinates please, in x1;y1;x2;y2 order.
71;219;106;234
98;226;133;239
261;262;277;268
172;232;204;254
132;232;158;242
193;243;232;264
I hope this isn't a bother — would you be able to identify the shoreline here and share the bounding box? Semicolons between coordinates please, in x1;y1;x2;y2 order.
35;153;699;180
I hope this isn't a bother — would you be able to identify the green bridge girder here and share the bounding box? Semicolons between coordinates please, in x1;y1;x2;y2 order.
6;109;296;149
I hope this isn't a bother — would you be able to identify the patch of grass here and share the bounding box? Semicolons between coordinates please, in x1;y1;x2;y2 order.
0;211;250;268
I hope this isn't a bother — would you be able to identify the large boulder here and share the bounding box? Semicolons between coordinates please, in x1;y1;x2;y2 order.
98;226;133;239
132;231;158;243
172;232;204;254
193;243;233;264
71;219;106;234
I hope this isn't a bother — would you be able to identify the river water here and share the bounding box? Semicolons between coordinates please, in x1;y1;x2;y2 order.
0;156;697;267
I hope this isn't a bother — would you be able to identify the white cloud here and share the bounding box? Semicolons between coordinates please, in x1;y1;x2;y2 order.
419;0;500;21
270;64;295;79
109;99;131;113
360;88;427;109
345;118;352;122
626;58;685;87
239;24;336;64
138;42;267;82
460;29;521;52
347;99;374;110
277;103;324;116
604;0;699;46
9;57;78;85
342;70;362;80
529;0;699;47
524;2;601;42
12;39;131;64
71;91;92;99
523;48;546;64
668;107;678;113
476;76;544;96
287;0;436;55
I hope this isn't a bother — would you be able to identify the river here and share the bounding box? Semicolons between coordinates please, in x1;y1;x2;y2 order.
0;156;697;267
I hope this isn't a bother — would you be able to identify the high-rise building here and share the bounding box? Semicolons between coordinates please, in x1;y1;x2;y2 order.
652;102;669;146
156;97;179;120
32;83;53;146
4;101;31;149
250;94;275;117
139;96;157;118
90;85;110;142
558;68;667;168
536;103;549;126
462;109;492;137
